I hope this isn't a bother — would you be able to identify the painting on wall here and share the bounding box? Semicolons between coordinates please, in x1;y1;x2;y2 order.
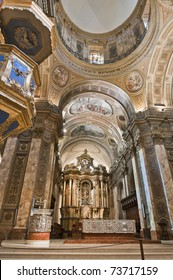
76;40;84;57
133;23;142;41
71;124;105;139
70;97;112;115
109;43;118;59
64;24;71;46
71;33;76;52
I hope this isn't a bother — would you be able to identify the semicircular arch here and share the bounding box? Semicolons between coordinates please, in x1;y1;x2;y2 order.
58;80;135;118
146;18;173;107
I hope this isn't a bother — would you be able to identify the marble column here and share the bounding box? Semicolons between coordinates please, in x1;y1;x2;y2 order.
13;137;42;237
12;102;62;239
44;142;56;207
95;180;100;208
113;187;119;219
143;142;171;239
131;154;145;230
138;148;156;234
76;180;79;207
68;178;72;206
62;179;66;207
0;131;33;239
100;180;104;207
155;144;173;234
124;171;129;196
122;175;127;198
0;138;18;209
54;188;62;225
92;180;96;207
72;179;77;206
105;181;109;208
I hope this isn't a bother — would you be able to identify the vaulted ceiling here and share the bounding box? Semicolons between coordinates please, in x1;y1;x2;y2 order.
56;0;145;171
59;81;134;171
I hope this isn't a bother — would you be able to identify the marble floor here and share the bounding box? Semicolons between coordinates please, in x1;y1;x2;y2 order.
0;239;173;259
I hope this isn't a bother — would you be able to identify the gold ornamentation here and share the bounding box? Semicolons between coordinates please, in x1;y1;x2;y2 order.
14;27;38;49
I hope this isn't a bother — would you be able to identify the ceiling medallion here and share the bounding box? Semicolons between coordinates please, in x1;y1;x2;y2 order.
125;70;143;93
52;65;69;87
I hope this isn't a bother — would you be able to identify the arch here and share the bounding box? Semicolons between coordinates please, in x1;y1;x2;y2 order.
60;138;113;170
146;18;173;106
58;80;135;118
58;80;135;172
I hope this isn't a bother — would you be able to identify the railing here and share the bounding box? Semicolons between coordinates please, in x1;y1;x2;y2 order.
33;0;54;17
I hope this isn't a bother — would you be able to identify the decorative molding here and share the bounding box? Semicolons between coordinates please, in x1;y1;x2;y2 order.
34;138;51;198
0;133;32;226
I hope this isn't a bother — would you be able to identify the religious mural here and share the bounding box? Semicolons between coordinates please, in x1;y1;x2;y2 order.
109;43;118;59
70;98;112;115
54;0;148;66
125;70;143;93
71;124;105;138
76;40;84;57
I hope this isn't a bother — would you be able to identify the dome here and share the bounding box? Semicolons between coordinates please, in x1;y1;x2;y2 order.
61;0;138;34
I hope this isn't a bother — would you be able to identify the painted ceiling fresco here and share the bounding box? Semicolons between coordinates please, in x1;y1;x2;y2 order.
70;97;112;115
71;124;105;138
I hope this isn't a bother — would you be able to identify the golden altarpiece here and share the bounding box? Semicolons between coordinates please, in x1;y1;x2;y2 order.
61;149;110;232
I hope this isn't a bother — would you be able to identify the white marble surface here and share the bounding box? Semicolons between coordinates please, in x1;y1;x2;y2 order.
82;219;136;233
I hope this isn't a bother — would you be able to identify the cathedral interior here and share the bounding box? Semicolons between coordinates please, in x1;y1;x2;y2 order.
1;0;173;248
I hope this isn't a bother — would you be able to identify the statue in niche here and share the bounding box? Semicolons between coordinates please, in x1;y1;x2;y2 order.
81;183;90;205
79;178;92;206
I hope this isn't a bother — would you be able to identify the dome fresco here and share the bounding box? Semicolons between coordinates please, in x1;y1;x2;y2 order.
56;0;147;65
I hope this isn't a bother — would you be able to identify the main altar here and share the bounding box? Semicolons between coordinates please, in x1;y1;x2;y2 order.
61;150;136;240
61;150;110;232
